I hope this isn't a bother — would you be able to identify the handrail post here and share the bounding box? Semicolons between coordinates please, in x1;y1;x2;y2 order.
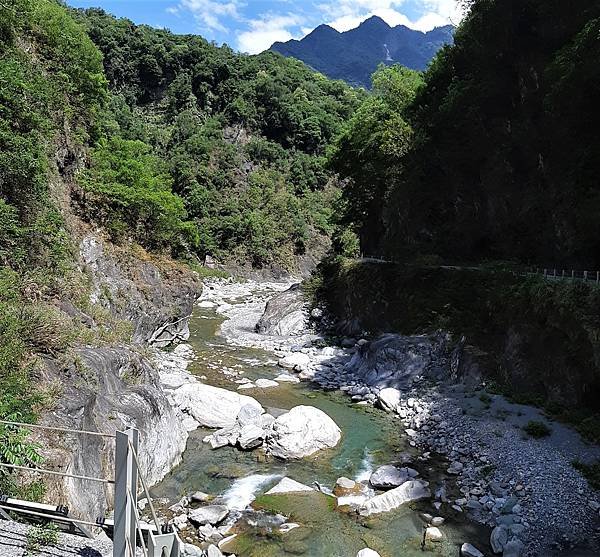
114;428;139;557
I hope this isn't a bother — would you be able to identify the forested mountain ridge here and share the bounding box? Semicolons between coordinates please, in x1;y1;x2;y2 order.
330;0;600;268
72;8;363;270
271;16;454;88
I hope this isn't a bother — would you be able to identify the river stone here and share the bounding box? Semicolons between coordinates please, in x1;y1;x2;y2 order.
334;477;362;497
359;480;430;516
183;543;204;556
266;477;314;494
377;388;401;412
369;465;417;489
278;352;311;371
460;543;484;557
238;424;265;449
190;491;211;503
255;378;279;388
357;550;381;557
189;505;229;526
236;404;264;426
206;545;224;557
426;527;443;542
255;284;307;336
267;405;342;459
172;383;263;428
431;516;445;527
502;538;524;557
490;525;509;554
275;373;301;383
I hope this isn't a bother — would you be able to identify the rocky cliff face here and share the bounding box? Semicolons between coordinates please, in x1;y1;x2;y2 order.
38;346;189;520
80;233;199;347
317;259;600;413
35;233;201;520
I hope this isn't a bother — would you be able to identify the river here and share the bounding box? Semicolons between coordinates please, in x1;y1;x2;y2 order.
151;280;491;556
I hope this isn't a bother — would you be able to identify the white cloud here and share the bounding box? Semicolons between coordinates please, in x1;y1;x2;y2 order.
177;0;241;33
237;13;305;54
319;0;465;33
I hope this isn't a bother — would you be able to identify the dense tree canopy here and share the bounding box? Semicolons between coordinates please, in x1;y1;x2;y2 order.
337;0;600;268
73;8;363;267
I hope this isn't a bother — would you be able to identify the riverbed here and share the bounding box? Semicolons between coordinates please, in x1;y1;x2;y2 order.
151;280;491;556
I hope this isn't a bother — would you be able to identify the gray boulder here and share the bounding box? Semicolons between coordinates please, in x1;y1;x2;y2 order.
255;284;307;336
377;388;401;412
172;383;263;428
238;424;265;449
189;505;229;526
369;465;418;489
490;525;509;554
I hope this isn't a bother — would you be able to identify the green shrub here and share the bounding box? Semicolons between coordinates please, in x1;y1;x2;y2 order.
26;523;59;553
572;459;600;490
523;420;552;438
79;137;197;254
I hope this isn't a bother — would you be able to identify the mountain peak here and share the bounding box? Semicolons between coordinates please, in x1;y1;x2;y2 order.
307;23;339;38
270;17;454;88
361;15;391;29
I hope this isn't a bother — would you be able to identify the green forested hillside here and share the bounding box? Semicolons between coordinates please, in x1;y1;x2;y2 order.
73;8;363;267
333;0;600;268
0;0;110;494
0;0;360;495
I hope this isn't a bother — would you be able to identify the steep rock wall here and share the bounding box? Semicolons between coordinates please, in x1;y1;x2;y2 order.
317;259;600;415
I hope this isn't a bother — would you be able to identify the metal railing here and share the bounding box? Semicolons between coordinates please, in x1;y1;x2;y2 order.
0;420;182;557
359;255;600;284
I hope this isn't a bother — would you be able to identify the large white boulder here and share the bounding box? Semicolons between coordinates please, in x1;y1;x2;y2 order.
359;480;430;516
267;405;341;459
172;383;263;428
377;388;401;412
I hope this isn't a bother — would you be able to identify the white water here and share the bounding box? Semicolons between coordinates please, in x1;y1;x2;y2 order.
383;43;393;61
354;446;374;482
221;473;281;511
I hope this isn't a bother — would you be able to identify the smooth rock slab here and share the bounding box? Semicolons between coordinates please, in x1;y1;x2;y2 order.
267;405;341;459
275;373;300;383
255;378;279;388
265;477;314;494
173;383;262;428
460;543;484;557
189;505;229;526
359;480;430;516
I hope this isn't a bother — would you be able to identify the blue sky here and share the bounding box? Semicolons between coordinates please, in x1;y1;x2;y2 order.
67;0;464;54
